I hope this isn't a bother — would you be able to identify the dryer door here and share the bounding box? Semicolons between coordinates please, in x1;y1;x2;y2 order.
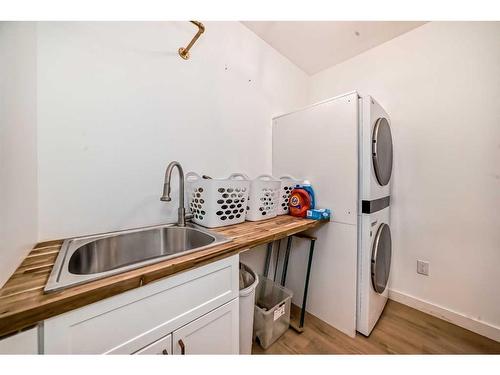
372;118;393;186
371;223;392;294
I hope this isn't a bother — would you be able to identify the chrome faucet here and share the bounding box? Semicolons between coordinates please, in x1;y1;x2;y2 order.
161;161;187;227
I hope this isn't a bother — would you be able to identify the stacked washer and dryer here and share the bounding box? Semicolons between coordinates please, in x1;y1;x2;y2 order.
357;97;393;336
273;91;393;337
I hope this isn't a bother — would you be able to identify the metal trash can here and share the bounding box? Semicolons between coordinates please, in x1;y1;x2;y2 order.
239;262;259;354
253;276;293;349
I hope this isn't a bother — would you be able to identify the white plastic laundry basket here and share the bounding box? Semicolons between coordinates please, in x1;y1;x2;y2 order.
185;172;250;228
277;175;303;215
245;175;281;222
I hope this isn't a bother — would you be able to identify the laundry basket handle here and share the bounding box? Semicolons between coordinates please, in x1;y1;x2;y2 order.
185;172;201;181
279;175;298;181
228;173;249;180
256;174;278;181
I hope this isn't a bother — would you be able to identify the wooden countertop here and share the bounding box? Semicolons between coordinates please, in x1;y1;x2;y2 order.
0;216;322;337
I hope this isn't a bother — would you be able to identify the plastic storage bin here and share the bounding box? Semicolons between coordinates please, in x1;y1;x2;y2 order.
239;263;259;354
245;175;281;222
253;277;293;349
185;172;250;228
277;175;303;215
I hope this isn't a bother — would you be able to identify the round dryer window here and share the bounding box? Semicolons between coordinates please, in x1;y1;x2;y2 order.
372;117;393;186
371;223;392;294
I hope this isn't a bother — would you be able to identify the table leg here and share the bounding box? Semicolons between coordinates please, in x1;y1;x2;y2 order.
299;239;316;329
280;236;293;286
263;242;273;278
273;239;281;282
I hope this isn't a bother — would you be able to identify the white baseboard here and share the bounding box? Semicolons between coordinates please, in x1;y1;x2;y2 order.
388;289;500;343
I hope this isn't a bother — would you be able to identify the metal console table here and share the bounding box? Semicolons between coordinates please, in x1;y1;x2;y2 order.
263;233;317;333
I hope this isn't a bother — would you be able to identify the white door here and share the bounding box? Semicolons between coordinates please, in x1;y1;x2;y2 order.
371;222;392;294
172;299;239;355
371;117;393;187
134;334;172;355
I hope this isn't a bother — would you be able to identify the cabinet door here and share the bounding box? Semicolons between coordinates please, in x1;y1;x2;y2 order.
134;334;172;355
0;327;38;354
172;299;239;355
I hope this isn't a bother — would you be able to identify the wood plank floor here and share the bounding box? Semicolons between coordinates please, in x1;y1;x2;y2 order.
252;300;500;354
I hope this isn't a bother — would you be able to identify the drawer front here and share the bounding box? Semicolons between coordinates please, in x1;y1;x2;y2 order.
134;334;172;355
44;255;238;354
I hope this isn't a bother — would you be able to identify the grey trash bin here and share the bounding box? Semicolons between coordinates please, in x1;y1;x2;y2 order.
253;276;293;349
239;263;259;354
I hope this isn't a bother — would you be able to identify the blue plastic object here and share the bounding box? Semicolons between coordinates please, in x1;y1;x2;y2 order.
298;180;315;209
306;208;331;221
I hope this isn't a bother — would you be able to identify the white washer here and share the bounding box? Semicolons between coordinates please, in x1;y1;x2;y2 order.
360;96;393;202
357;205;392;336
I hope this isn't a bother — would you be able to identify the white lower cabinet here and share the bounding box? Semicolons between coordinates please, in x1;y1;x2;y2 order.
132;297;239;355
43;255;240;354
134;334;172;355
172;298;239;355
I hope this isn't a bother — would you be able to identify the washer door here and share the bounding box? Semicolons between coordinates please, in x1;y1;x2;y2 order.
371;223;392;294
372;117;393;186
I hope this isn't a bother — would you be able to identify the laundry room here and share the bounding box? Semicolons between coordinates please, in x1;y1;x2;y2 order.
0;0;499;373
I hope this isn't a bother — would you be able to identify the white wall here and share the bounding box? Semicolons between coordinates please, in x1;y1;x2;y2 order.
309;22;500;339
0;22;38;287
36;22;309;240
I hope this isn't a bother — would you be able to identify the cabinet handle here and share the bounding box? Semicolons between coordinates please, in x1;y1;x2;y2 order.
178;339;186;355
162;349;168;355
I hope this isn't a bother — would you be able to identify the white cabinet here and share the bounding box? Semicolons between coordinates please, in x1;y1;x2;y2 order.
43;255;239;354
172;299;239;355
0;327;38;354
134;334;172;355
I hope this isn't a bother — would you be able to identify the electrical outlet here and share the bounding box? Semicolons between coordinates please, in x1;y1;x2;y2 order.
417;260;430;276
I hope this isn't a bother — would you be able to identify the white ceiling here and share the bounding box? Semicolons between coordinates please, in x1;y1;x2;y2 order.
243;21;426;75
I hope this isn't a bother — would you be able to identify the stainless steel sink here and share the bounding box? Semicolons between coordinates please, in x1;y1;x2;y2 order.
45;223;230;293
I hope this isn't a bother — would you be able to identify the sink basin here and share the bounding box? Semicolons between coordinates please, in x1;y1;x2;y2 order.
45;223;230;293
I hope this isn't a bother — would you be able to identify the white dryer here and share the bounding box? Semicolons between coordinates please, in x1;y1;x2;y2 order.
360;96;393;202
357;205;392;336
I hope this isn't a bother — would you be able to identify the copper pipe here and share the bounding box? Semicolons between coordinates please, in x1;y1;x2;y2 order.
178;21;205;60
